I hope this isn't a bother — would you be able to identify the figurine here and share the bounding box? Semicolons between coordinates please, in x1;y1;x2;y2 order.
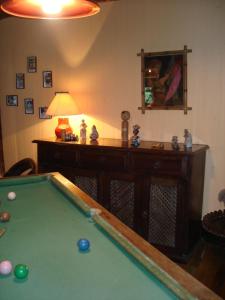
171;136;179;150
218;189;225;205
69;133;79;142
61;130;78;142
90;125;99;141
121;111;130;142
184;129;192;149
131;124;141;147
80;119;87;140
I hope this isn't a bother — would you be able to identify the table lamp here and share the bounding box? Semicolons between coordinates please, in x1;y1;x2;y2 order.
46;92;80;139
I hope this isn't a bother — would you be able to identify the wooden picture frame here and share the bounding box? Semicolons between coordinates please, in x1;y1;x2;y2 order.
137;46;192;114
6;95;18;106
24;98;34;114
16;73;25;89
43;71;52;88
27;56;37;73
39;106;52;119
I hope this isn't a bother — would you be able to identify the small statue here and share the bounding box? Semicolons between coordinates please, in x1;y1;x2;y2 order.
70;133;79;142
218;189;225;205
121;111;130;142
90;125;99;141
80;119;87;140
61;130;78;142
131;124;141;147
171;136;179;150
184;129;192;149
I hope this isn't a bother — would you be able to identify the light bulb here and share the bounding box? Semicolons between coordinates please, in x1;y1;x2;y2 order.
42;2;62;14
39;0;73;15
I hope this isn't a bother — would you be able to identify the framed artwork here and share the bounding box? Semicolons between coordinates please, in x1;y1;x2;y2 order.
43;71;52;88
137;46;192;114
39;106;52;119
24;98;34;114
6;95;18;106
27;56;37;73
16;73;25;89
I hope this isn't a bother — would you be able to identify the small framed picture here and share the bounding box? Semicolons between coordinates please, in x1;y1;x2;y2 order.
27;56;37;73
39;106;52;119
16;73;25;89
24;98;34;114
43;71;52;88
6;95;18;106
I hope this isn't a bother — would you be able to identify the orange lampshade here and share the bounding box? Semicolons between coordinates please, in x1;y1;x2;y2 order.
46;92;80;139
0;0;100;19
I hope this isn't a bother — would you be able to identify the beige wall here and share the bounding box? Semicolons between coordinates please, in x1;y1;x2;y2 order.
0;0;225;214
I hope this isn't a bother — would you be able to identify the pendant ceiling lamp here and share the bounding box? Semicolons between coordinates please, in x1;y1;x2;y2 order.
0;0;100;19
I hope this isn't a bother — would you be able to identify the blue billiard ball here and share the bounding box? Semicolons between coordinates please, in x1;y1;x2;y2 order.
77;239;90;251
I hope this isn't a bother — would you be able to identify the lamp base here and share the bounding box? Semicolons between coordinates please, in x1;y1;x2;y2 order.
55;118;73;139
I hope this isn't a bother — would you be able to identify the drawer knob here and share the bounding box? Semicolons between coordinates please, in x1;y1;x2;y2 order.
54;152;61;160
153;161;161;169
100;156;106;163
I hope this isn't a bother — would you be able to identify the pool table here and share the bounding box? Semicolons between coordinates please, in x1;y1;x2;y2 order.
0;173;221;300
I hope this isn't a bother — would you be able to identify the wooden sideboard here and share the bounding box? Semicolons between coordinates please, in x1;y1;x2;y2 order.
33;138;209;261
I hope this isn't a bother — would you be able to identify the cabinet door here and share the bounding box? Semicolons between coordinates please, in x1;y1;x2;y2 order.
71;169;102;203
144;176;187;257
73;174;98;202
104;173;140;231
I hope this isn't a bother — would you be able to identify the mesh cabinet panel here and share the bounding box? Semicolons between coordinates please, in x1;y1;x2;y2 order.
74;176;98;201
148;183;177;247
110;179;135;229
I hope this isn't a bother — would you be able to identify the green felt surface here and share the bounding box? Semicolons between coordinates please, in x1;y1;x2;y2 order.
0;176;179;300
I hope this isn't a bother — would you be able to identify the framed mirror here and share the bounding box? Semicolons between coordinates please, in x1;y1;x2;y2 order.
138;46;192;114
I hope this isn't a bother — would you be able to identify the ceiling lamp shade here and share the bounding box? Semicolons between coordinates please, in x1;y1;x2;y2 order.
0;0;100;19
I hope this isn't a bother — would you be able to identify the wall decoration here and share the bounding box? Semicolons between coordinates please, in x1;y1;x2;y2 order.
16;73;25;89
6;95;18;106
27;56;37;73
39;106;52;119
24;98;34;114
137;46;192;114
43;71;52;88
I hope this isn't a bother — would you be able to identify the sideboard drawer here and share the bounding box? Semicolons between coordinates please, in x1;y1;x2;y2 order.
38;144;77;167
131;153;188;176
78;149;128;171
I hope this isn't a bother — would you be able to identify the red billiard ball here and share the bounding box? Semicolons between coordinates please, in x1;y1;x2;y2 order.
0;212;11;222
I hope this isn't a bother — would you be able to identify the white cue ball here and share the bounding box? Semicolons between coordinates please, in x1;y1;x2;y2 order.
0;260;13;275
8;192;16;201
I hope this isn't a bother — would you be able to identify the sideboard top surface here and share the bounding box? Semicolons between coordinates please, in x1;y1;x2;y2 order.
33;138;209;156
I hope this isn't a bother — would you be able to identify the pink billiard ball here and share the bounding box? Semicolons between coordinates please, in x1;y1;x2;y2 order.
0;260;13;275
